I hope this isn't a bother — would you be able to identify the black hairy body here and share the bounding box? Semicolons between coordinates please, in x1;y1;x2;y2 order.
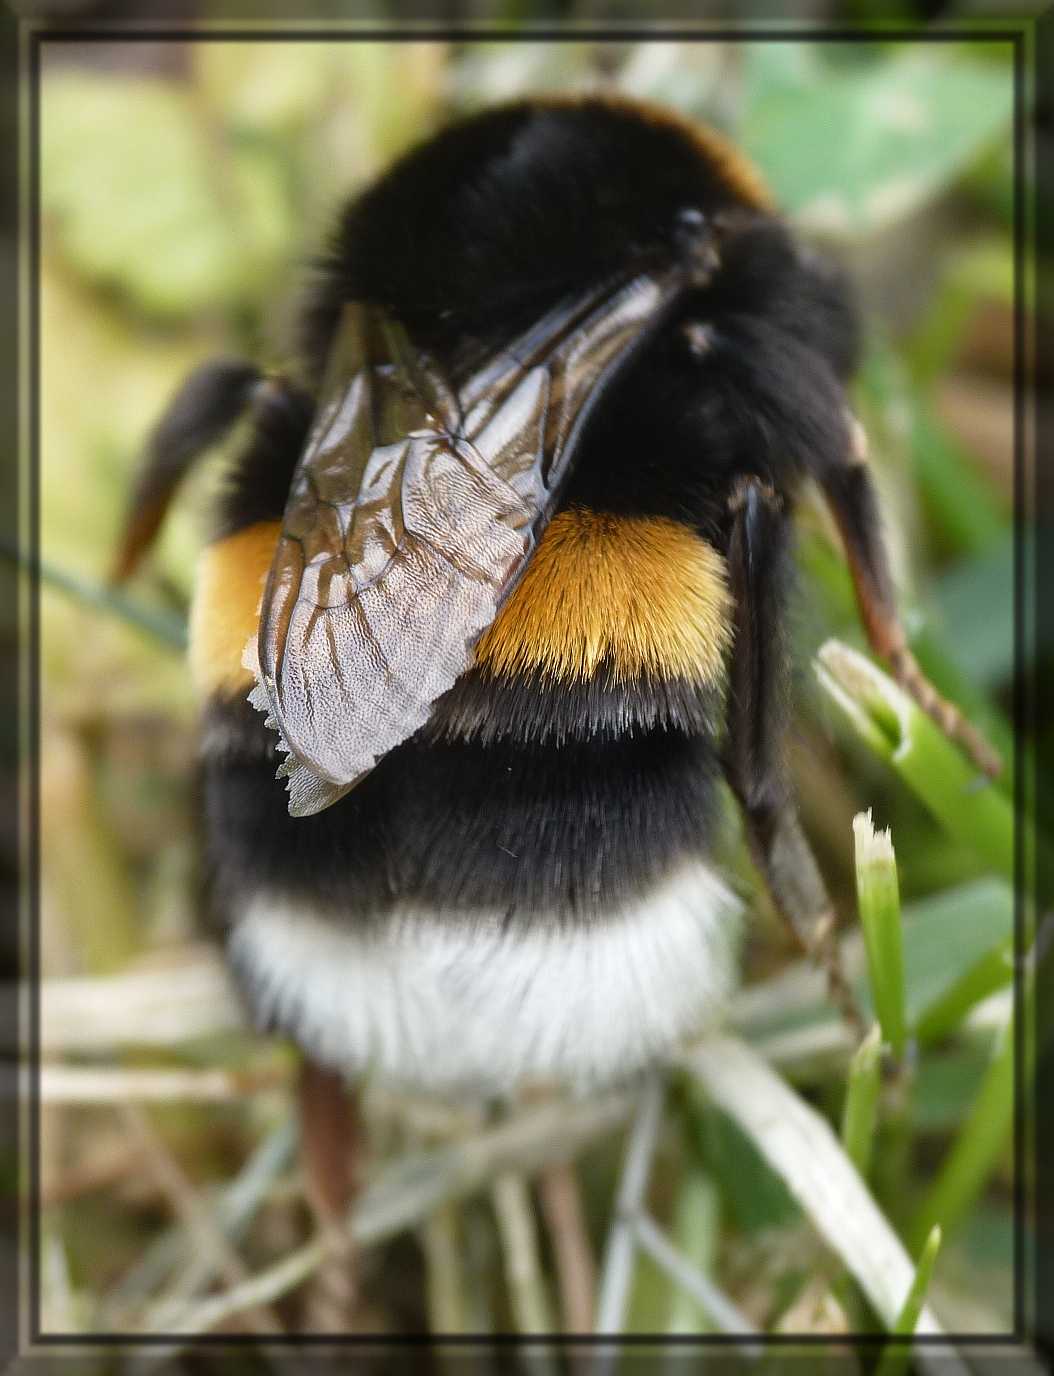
122;94;994;1091
204;696;722;928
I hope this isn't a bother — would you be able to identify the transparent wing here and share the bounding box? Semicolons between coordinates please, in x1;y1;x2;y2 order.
251;269;684;816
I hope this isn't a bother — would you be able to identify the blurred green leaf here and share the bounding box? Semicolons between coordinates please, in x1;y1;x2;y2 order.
914;942;1012;1048
911;405;1009;560
905;238;1014;385
911;1048;990;1134
933;534;1015;687
742;49;1013;238
195;42;336;135
683;1089;799;1235
898;877;1013;1034
733;877;1013;1070
42;73;291;318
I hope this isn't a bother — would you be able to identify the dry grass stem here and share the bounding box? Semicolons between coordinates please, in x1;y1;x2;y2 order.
162;1091;632;1338
117;1103;284;1336
101;1121;296;1328
491;1171;554;1334
682;1035;973;1376
42;1065;286;1103
422;1202;469;1333
42;949;243;1052
631;1212;761;1347
537;1159;596;1334
594;1073;665;1334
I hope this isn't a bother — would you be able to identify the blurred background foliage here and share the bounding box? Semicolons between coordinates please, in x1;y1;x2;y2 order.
37;29;1022;1345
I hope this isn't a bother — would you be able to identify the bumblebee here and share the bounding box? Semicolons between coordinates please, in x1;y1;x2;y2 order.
116;96;998;1106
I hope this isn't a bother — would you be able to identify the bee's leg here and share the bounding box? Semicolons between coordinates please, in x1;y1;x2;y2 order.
724;476;863;1033
296;1056;361;1333
110;358;264;582
815;417;1001;778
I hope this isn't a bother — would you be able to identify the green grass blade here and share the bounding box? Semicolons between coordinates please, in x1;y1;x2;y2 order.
841;1023;883;1176
6;542;189;651
665;1169;721;1334
854;813;907;1061
817;641;1014;879
914;940;1013;1046
875;1225;943;1376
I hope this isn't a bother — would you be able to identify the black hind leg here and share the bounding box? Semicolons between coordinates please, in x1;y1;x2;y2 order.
702;316;1000;780
113;363;315;578
812;418;1001;778
111;358;263;581
724;475;862;1032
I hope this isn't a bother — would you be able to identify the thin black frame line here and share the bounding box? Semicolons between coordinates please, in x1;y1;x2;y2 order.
25;23;1032;1355
27;20;42;1362
1011;23;1026;1346
5;9;31;1370
32;24;1025;43
26;1333;1034;1350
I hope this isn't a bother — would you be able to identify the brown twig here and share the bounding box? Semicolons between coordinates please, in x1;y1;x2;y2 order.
537;1160;596;1334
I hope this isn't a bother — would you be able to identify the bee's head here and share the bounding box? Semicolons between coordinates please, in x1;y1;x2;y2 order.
298;96;784;382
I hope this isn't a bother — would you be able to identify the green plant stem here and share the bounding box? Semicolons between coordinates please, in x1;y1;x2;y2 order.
854;813;908;1061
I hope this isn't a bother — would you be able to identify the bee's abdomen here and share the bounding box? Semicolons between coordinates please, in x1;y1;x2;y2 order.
387;728;723;916
195;502;732;919
203;701;724;923
198;499;738;1085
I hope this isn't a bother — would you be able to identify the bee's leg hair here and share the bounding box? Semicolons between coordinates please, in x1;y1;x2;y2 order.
724;474;863;1035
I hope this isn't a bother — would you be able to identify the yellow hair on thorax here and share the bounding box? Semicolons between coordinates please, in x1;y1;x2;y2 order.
188;520;281;698
476;509;732;685
188;510;733;701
